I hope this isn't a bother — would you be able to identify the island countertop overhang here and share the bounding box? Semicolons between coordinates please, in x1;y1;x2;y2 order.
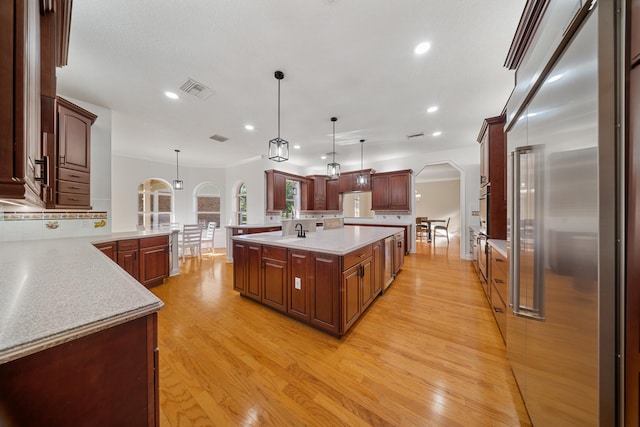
231;225;404;255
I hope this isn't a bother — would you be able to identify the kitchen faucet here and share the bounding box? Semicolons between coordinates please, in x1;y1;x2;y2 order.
295;223;306;238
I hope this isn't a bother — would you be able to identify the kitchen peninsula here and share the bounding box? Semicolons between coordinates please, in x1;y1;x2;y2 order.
232;225;403;336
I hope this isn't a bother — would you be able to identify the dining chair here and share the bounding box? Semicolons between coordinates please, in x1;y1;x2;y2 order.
415;217;428;241
181;224;202;261
201;222;216;253
433;217;451;243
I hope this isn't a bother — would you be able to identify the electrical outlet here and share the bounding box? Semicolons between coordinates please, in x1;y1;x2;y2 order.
294;277;301;290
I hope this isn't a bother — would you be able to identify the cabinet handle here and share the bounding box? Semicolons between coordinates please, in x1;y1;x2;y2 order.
397;241;402;248
493;306;503;313
495;258;505;263
60;155;66;165
71;174;80;178
71;186;80;190
494;279;504;284
358;253;365;258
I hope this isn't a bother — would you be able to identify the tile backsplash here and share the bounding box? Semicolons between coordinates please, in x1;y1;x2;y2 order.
0;211;110;242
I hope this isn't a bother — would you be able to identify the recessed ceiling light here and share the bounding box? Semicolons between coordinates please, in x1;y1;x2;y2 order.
320;155;327;160
244;124;254;131
432;131;442;137
164;91;179;100
427;106;438;113
293;145;301;149
414;41;431;55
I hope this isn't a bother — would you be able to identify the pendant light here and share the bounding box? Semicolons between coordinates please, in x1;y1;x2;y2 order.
356;139;367;187
268;70;289;162
173;149;183;190
327;117;340;179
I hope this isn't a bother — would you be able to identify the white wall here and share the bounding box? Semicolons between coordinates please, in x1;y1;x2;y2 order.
415;180;461;235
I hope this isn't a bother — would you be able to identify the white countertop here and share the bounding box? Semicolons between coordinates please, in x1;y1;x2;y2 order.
488;239;508;257
343;218;413;226
231;225;403;255
0;233;165;364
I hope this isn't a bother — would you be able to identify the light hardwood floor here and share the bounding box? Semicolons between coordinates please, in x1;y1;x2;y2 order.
152;235;531;426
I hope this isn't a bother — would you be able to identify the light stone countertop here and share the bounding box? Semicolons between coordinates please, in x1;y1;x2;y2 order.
488;239;508;257
343;218;413;226
0;232;166;364
231;225;404;255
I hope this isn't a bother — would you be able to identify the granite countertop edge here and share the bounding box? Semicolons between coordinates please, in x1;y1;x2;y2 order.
488;239;508;257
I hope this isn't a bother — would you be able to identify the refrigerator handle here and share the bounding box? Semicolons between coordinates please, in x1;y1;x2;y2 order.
510;150;521;313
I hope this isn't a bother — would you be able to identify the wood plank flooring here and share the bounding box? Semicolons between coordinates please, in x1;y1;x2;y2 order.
151;236;532;426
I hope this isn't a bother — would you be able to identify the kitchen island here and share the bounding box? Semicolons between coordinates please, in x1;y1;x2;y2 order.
231;225;403;336
0;234;165;426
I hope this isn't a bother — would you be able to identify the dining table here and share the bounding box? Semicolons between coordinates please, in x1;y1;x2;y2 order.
421;219;446;242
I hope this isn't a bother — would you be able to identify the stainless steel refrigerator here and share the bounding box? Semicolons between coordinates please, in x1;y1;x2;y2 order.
506;7;602;426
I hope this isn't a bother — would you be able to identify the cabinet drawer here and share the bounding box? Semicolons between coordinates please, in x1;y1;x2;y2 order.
262;245;287;261
57;193;90;206
139;235;169;248
59;167;90;183
490;251;508;301
58;180;89;194
344;244;373;271
118;239;139;251
491;283;507;342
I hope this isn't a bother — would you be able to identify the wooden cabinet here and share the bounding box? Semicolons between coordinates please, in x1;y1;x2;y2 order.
46;97;96;209
309;253;341;335
309;175;327;210
261;245;287;312
117;239;139;281
139;236;169;288
94;241;117;262
372;240;383;295
0;313;159;426
393;232;405;275
0;0;46;207
233;241;262;301
371;170;412;211
288;250;313;323
232;242;247;293
265;170;287;211
489;245;508;342
326;179;340;210
341;244;374;331
338;170;373;193
477;115;507;240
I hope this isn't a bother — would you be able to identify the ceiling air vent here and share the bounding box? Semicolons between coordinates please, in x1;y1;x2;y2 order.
209;134;229;142
179;78;214;100
407;132;424;139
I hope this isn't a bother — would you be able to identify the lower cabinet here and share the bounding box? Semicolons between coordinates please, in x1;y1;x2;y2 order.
393;231;405;275
232;241;383;336
95;235;169;288
489;245;508;342
0;313;159;426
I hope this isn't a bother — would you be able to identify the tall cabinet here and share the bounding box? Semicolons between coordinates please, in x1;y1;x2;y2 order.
477;115;506;240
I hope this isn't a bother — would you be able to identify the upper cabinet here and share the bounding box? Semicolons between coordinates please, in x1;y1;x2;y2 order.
477;114;506;240
47;97;96;209
265;170;287;212
1;0;76;208
326;179;340;211
0;0;46;206
338;170;374;193
371;170;412;211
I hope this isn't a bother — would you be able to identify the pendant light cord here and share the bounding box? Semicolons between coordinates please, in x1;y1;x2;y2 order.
277;79;281;139
175;149;180;180
332;120;336;162
360;139;364;172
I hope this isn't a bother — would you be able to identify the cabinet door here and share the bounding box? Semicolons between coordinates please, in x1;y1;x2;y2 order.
372;241;382;295
262;247;287;313
0;0;45;206
371;175;389;210
313;176;327;210
389;173;410;210
233;242;247;293
360;257;374;311
118;249;139;280
58;101;92;173
310;254;340;335
245;244;262;301
288;250;312;322
326;179;339;210
342;264;361;331
393;234;405;275
139;245;169;288
94;241;117;262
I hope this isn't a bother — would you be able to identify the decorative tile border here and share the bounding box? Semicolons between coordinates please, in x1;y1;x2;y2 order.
2;211;108;221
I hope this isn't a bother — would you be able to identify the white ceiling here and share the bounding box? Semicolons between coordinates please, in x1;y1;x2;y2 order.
56;0;526;173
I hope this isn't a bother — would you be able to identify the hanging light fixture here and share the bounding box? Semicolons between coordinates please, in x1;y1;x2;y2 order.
327;117;340;179
356;139;368;187
268;70;289;162
173;149;183;190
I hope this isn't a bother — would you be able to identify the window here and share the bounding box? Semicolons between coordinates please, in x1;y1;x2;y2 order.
238;183;247;225
281;179;300;218
137;179;172;230
196;183;221;228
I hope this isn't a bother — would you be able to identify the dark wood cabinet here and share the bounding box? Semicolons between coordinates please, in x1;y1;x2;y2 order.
233;242;247;293
261;245;287;312
341;244;374;331
139;236;169;288
233;241;263;301
372;240;383;296
338;170;373;193
326;179;340;210
117;239;139;281
342;264;362;331
46;97;96;209
0;0;46;207
94;241;117;262
309;253;341;335
488;246;508;343
309;175;327;210
477;115;507;240
265;170;287;211
0;313;159;427
371;170;412;211
288;250;313;323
